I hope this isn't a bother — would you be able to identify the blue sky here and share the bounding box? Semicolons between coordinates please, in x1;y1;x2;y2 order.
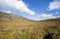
0;0;60;20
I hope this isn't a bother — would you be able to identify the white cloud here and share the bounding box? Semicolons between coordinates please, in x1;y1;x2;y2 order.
32;13;60;21
40;13;56;19
0;0;35;15
26;13;60;21
48;0;60;10
2;11;12;13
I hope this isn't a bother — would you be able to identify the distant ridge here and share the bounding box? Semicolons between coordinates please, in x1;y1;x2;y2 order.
36;17;60;22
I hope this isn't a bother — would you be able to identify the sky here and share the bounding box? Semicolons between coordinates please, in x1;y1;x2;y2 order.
0;0;60;20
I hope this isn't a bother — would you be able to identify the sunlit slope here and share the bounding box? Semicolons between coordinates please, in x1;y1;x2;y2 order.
0;12;30;22
0;12;60;39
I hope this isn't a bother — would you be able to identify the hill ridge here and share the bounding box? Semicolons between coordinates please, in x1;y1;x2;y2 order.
0;12;31;22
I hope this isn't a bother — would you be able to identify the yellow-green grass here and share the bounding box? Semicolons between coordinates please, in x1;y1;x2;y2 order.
0;21;60;39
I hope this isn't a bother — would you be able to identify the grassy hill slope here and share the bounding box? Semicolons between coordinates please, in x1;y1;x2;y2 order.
0;12;30;22
0;12;60;39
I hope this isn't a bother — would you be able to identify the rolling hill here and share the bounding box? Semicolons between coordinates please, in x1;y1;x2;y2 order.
0;12;60;39
0;12;30;22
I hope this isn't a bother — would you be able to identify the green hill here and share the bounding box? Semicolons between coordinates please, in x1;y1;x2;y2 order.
0;12;60;39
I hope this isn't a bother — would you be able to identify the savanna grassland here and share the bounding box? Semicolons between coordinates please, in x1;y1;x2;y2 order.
0;12;60;39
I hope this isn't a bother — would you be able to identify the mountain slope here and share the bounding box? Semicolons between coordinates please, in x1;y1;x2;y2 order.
36;18;60;26
0;12;30;22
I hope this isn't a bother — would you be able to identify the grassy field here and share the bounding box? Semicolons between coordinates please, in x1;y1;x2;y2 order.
0;21;60;39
